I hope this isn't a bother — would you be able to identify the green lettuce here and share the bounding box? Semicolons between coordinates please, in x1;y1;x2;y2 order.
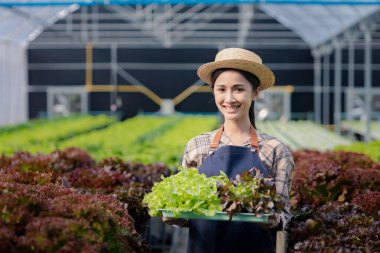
143;168;283;219
143;168;222;217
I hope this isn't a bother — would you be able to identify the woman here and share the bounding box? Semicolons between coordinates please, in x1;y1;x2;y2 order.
168;48;295;253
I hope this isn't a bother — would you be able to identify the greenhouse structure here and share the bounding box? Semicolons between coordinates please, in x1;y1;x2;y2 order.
0;1;379;253
1;0;380;136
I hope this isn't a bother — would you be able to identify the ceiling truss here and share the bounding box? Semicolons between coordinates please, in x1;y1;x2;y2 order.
32;4;309;48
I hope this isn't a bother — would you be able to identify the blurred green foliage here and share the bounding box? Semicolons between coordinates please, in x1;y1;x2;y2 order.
1;114;219;166
0;115;116;155
335;141;380;162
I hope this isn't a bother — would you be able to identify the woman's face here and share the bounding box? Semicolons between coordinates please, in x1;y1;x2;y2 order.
213;70;257;123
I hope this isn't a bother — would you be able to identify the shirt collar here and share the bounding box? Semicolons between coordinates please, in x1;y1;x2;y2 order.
219;129;264;147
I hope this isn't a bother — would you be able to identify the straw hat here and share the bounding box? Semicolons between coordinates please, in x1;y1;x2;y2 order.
197;48;275;90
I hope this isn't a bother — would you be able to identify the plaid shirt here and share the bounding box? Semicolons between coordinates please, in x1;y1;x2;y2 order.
182;128;295;227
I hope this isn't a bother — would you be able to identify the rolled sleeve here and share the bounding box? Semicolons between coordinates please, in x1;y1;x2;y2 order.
181;138;200;169
273;143;295;227
181;146;190;169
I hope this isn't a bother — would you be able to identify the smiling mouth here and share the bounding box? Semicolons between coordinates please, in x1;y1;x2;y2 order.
223;104;241;112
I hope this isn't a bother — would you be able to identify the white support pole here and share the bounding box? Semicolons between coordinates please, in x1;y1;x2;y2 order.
323;48;331;125
66;10;73;34
110;43;118;111
347;33;355;139
81;6;88;42
333;39;342;135
237;4;254;48
163;4;172;48
363;26;373;143
276;231;287;253
284;92;291;122
0;41;28;125
312;48;322;124
92;5;99;42
111;43;117;85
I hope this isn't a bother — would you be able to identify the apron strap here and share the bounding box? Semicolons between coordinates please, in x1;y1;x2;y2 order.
210;125;259;152
210;126;224;150
250;126;259;151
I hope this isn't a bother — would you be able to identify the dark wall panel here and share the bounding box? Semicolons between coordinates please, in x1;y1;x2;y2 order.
117;48;217;63
274;69;314;86
89;92;111;111
89;92;160;120
93;49;111;62
291;92;316;120
93;70;112;85
124;70;199;98
118;93;160;119
29;92;47;119
252;48;313;64
28;47;379;120
176;93;217;113
29;49;84;63
29;70;85;85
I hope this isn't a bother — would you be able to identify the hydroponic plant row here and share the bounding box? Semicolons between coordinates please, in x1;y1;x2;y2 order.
0;115;116;155
335;140;380;163
288;150;380;252
257;121;352;151
342;120;380;140
0;148;170;253
0;148;379;252
0;115;219;166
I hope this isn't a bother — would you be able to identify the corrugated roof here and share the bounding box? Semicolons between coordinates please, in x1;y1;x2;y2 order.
0;5;78;45
260;4;379;47
0;2;379;47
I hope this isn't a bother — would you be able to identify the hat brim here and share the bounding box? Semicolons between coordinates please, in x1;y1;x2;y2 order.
197;59;275;90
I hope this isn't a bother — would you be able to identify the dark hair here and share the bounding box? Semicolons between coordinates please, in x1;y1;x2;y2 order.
210;68;260;129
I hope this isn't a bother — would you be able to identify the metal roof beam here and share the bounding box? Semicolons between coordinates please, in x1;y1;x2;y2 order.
171;4;235;43
104;5;166;45
47;22;290;30
3;1;380;6
41;30;299;36
69;11;275;20
151;3;187;24
237;4;254;47
31;37;308;45
164;4;207;30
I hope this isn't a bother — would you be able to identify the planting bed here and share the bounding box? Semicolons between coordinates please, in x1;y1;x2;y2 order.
1;116;379;252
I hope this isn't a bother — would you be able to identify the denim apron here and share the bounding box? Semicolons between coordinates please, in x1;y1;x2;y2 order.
187;126;274;253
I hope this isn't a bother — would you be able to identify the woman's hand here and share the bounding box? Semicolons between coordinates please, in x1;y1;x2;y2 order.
260;213;281;230
162;217;188;227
